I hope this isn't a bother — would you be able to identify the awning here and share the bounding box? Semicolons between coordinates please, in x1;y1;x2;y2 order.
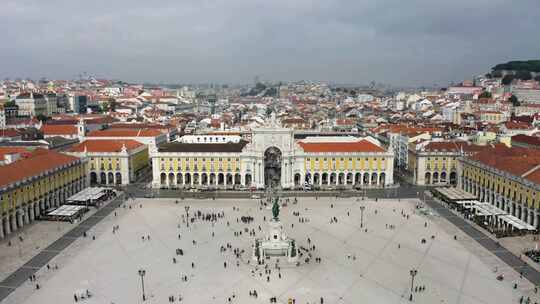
499;214;536;231
472;202;536;231
67;187;111;203
435;187;477;202
47;205;86;217
473;202;506;217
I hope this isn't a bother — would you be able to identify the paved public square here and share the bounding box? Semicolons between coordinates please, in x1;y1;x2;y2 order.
1;196;536;304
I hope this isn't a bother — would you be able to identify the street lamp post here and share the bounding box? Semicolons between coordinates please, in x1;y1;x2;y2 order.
360;206;366;228
138;269;146;301
184;205;190;228
409;269;418;301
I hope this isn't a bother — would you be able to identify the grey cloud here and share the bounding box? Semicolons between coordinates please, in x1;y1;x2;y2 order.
1;0;539;86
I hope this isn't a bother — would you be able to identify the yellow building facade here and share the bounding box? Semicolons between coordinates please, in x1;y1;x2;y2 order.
459;146;540;228
0;150;86;239
408;140;484;186
151;130;394;189
65;140;149;185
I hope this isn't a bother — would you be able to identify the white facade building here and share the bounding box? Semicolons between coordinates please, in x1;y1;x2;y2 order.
151;118;394;190
15;93;47;116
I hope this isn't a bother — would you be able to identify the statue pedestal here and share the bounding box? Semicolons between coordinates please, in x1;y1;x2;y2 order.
253;219;297;263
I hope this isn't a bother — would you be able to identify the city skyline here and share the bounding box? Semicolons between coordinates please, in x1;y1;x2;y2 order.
2;0;539;86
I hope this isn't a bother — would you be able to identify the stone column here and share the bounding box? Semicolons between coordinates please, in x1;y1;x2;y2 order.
10;214;17;232
259;162;263;186
17;211;24;229
0;220;4;239
4;217;11;236
30;204;35;221
24;208;30;224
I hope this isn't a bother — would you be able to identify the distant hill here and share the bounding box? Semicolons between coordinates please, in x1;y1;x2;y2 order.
492;60;540;72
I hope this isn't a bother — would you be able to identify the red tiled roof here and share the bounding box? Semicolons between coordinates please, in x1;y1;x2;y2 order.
86;128;163;137
512;134;540;147
335;119;355;126
109;123;174;130
371;124;443;135
41;124;77;135
0;147;33;160
66;139;144;153
0;129;21;138
504;121;532;130
210;118;221;128
469;145;540;184
299;140;385;153
423;141;486;153
85;117;117;124
0;149;80;188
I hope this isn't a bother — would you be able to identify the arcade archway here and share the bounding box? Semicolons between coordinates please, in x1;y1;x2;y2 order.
264;147;282;188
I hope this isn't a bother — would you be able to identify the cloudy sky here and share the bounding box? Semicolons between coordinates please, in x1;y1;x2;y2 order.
1;0;539;86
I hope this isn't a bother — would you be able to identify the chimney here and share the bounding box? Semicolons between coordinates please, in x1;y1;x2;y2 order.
4;152;20;164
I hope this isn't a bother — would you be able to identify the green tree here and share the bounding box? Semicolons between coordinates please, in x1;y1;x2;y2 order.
264;87;278;97
36;114;49;122
502;74;515;85
491;70;503;78
478;91;492;99
3;101;16;107
492;60;540;73
509;94;520;106
515;70;532;80
265;107;273;117
103;98;117;112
